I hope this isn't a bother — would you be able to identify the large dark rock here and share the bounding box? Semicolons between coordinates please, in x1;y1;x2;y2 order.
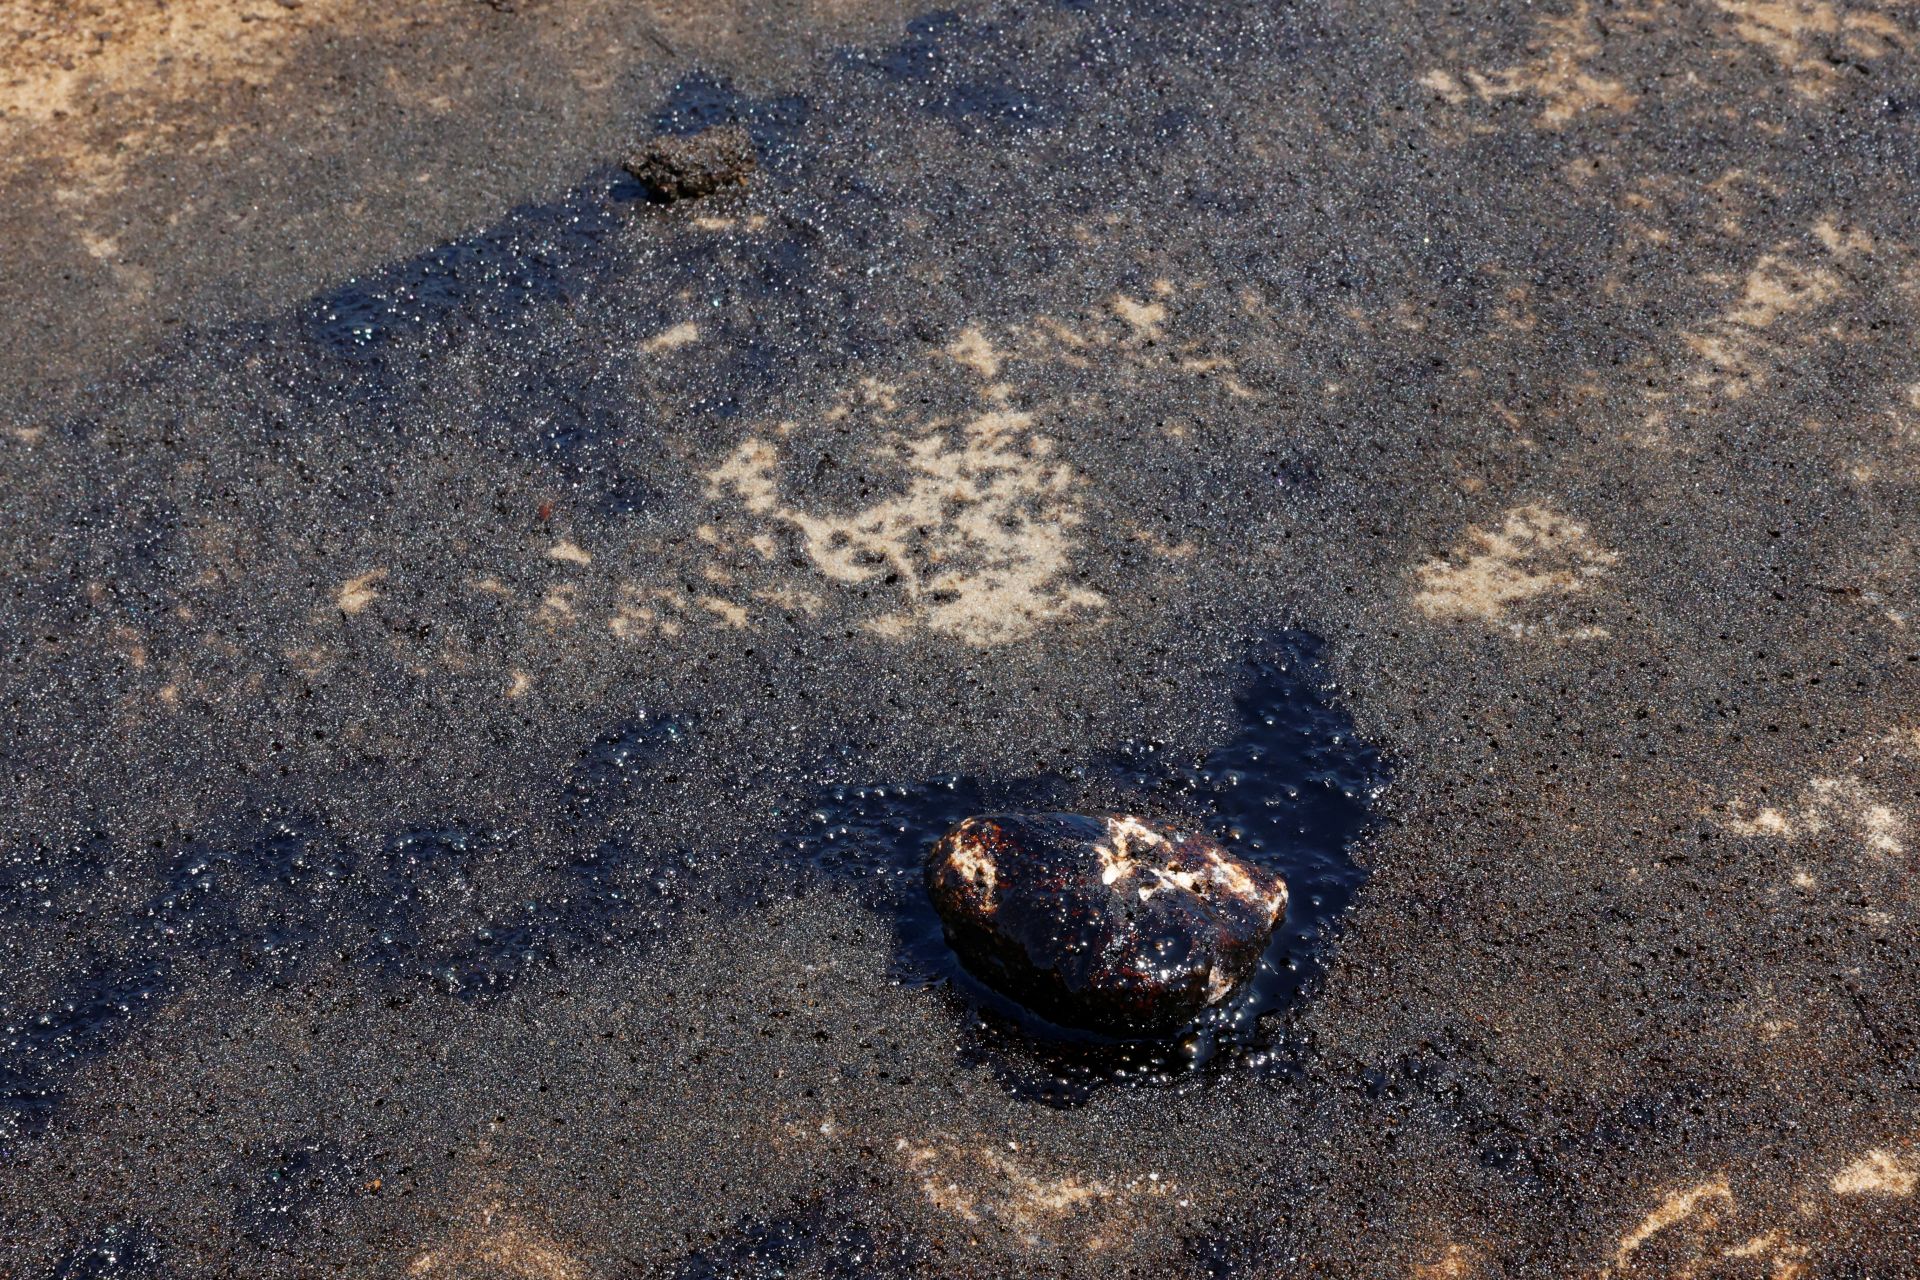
924;812;1288;1038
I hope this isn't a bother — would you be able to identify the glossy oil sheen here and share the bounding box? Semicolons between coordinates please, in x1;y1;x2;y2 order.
784;632;1386;1106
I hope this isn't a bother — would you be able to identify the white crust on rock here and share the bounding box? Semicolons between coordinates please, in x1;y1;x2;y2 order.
1094;815;1287;923
940;825;1000;913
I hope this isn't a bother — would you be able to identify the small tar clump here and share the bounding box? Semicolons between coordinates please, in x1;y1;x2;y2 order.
624;125;757;202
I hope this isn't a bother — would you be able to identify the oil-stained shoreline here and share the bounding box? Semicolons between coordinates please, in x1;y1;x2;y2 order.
2;0;1919;1275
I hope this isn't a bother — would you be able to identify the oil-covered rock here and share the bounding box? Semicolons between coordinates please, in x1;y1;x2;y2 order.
924;813;1288;1038
623;124;757;202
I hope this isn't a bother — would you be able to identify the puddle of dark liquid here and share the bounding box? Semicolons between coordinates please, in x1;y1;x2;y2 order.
48;1224;169;1280
781;632;1386;1107
0;718;699;1156
232;1139;373;1254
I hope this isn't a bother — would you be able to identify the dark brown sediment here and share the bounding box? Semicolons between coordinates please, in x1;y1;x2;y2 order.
1;0;1919;1276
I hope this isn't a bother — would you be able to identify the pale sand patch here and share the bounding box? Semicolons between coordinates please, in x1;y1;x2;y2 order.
1812;217;1874;259
1589;1151;1920;1280
947;326;1005;378
1592;1142;1920;1274
1666;220;1853;401
697;596;750;628
893;1135;1184;1253
1719;1229;1810;1275
1831;1148;1916;1197
1418;70;1471;106
1418;2;1635;128
1718;775;1908;857
707;403;1104;646
641;321;701;354
609;585;686;639
0;0;910;200
1412;504;1618;635
109;625;147;669
0;0;358;134
753;585;826;615
1715;0;1907;97
537;584;578;627
1110;294;1168;341
431;287;1246;652
1609;1178;1736;1272
0;0;407;205
1412;1243;1480;1279
1008;285;1244;386
1724;254;1842;328
689;213;771;232
406;1199;584;1279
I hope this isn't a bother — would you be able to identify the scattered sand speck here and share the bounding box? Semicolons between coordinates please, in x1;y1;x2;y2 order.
336;567;388;616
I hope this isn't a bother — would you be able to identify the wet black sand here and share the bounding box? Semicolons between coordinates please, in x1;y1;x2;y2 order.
3;0;1920;1275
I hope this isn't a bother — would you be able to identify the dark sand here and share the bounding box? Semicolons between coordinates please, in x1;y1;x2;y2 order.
2;0;1918;1275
